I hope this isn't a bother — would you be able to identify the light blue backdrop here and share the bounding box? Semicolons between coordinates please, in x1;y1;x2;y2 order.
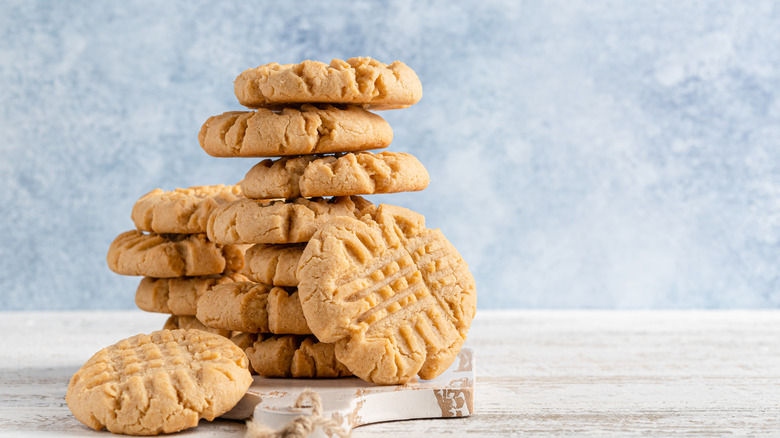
1;0;779;310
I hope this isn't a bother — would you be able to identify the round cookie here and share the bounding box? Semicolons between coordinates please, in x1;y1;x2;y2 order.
228;332;259;376
229;331;258;351
199;105;392;157
234;57;422;110
107;231;245;278
163;315;233;338
132;185;242;234
296;204;477;385
196;282;311;335
241;152;429;199
245;334;351;378
242;243;305;287
207;196;375;245
66;329;252;435
135;272;250;315
163;315;232;338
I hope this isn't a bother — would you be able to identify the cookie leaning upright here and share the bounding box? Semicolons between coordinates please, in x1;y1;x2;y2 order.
66;329;252;435
297;204;477;385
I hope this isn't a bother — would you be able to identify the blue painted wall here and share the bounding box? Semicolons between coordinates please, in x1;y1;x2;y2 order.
2;0;779;309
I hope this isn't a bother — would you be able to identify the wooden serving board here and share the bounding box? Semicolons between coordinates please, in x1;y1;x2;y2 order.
222;349;474;435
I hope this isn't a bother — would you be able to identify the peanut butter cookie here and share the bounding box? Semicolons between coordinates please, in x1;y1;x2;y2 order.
135;272;249;315
196;282;311;335
242;243;304;287
131;185;242;234
207;196;375;245
244;334;351;378
163;315;231;338
199;105;391;157
241;152;429;199
107;231;244;278
66;329;252;435
297;204;477;384
234;58;422;110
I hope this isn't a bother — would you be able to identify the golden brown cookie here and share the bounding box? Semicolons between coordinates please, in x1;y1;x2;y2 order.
228;332;259;375
163;315;232;338
242;243;304;286
199;105;392;157
297;204;477;385
207;196;375;245
196;282;311;335
229;332;258;351
66;329;252;435
135;272;250;315
241;152;429;199
245;335;351;378
234;58;422;110
107;231;245;278
135;277;171;314
131;185;242;234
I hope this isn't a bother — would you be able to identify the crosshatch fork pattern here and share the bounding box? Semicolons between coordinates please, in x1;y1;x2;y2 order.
298;205;477;384
340;238;432;331
65;329;252;435
342;229;470;382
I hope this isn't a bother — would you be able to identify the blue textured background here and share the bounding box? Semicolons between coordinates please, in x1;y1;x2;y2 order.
1;1;779;310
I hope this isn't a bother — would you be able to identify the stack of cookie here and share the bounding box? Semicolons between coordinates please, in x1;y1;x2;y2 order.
193;58;477;385
192;58;429;379
104;58;476;385
107;184;251;337
86;57;476;437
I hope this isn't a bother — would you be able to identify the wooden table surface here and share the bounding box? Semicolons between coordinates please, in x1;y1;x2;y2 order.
1;310;778;437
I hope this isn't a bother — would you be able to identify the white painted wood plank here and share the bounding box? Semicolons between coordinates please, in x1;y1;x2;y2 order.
0;311;778;437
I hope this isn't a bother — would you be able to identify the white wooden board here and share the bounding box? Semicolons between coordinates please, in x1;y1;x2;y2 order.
222;349;474;435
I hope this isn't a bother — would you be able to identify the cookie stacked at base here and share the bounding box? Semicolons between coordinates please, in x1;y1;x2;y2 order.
194;280;352;378
107;185;250;337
